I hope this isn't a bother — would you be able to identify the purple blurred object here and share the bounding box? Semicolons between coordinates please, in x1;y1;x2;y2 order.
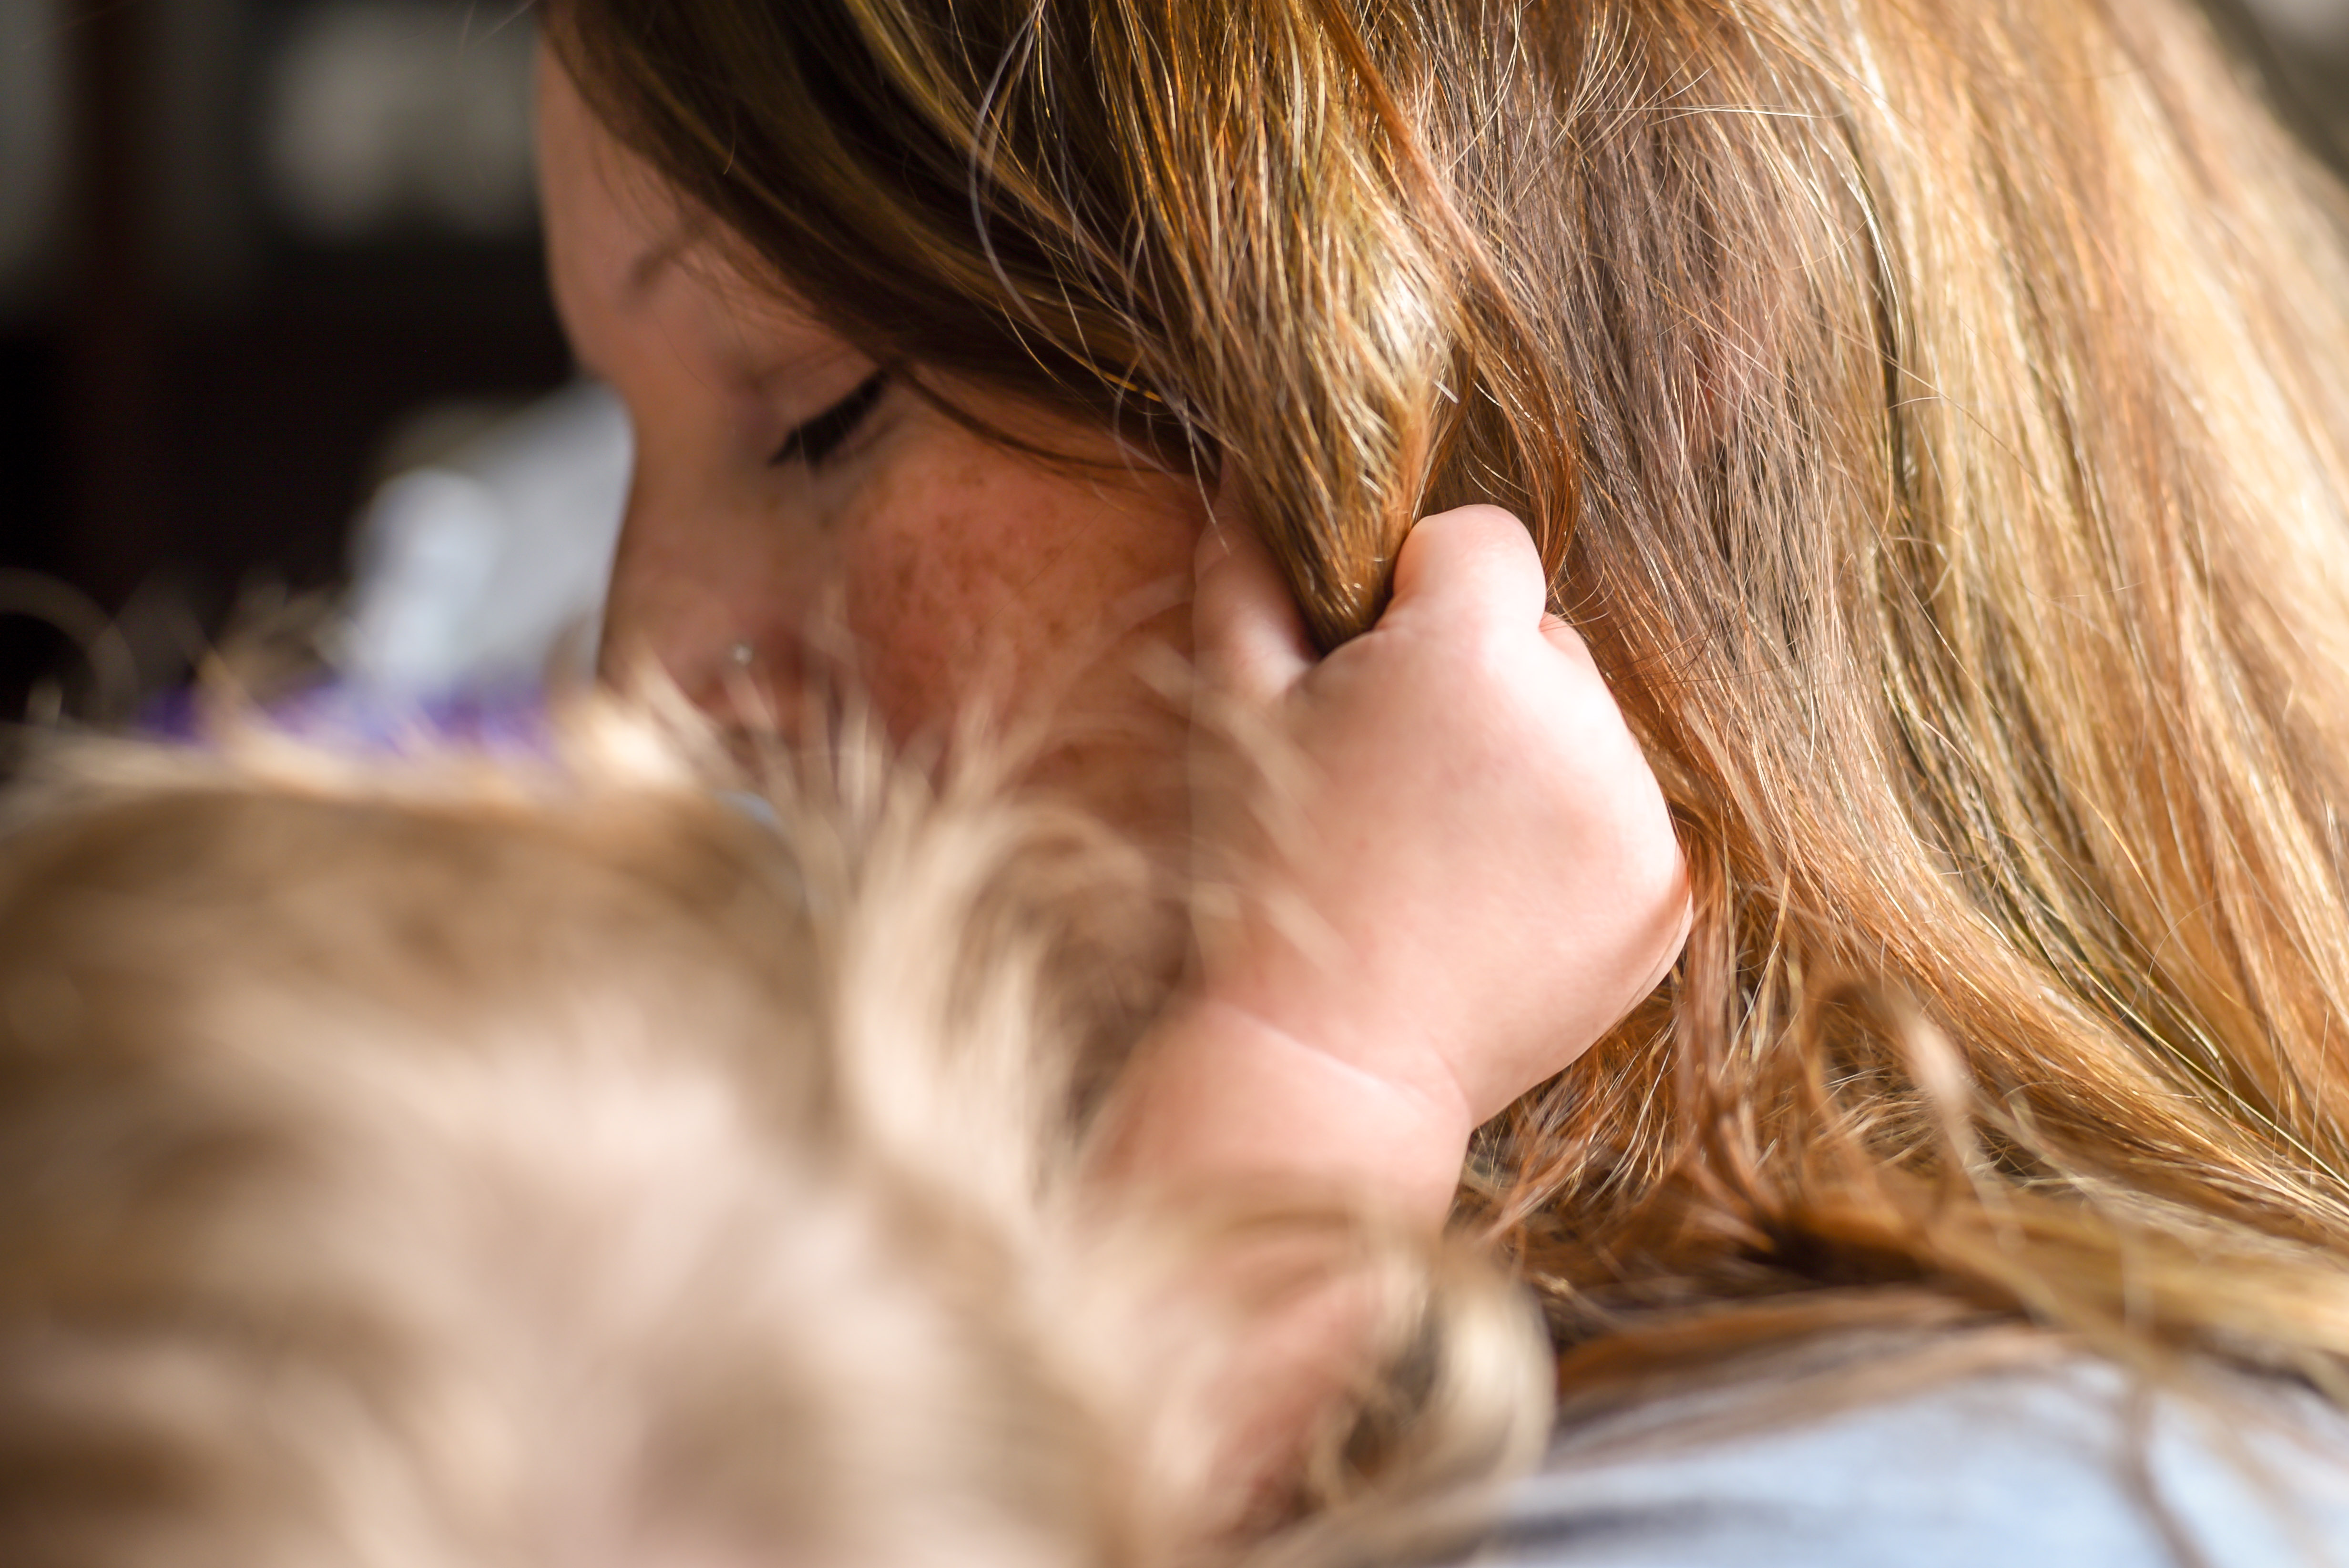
141;678;553;757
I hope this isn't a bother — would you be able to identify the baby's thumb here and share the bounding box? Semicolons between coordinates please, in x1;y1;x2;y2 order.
1387;506;1549;631
1194;522;1314;706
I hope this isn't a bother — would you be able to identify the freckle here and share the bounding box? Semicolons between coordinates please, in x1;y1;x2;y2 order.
7;972;84;1052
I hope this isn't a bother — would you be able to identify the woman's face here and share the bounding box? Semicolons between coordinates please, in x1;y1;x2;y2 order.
535;50;1209;839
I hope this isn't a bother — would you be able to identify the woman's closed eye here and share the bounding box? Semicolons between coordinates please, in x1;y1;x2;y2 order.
771;372;889;468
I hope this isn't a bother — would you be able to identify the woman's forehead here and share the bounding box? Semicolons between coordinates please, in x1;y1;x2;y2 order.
538;45;846;378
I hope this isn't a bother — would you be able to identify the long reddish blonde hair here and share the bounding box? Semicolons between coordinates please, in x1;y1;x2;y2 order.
552;0;2349;1399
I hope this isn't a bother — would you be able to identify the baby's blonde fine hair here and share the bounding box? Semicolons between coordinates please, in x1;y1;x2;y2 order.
0;705;1545;1568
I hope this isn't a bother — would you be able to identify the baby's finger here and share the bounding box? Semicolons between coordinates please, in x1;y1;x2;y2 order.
1387;506;1549;632
1195;521;1314;706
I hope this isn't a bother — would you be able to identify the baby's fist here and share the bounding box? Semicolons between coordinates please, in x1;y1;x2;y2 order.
1192;505;1690;1133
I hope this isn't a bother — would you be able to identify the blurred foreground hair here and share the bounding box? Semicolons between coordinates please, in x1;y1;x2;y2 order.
0;700;1545;1568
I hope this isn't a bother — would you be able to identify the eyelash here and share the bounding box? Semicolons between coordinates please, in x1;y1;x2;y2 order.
769;372;889;468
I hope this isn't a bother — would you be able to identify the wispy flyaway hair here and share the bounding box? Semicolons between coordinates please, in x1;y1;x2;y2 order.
0;706;1548;1566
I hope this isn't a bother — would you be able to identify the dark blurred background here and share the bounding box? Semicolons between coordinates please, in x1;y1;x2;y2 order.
2;0;562;719
2;0;2349;720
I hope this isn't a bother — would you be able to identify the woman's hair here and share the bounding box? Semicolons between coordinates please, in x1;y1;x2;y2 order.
0;709;1546;1566
549;0;2349;1399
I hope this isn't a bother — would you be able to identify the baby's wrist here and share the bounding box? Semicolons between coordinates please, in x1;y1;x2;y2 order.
1088;998;1477;1226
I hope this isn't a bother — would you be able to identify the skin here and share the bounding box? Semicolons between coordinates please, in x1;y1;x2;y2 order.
538;48;1209;843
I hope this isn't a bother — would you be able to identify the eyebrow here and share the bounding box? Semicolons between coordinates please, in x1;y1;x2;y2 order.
623;215;708;300
624;235;686;298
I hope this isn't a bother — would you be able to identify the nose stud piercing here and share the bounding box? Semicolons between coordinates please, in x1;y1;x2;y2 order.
729;641;755;668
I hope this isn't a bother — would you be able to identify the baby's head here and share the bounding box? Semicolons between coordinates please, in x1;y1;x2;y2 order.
0;713;1541;1568
0;708;1543;1568
0;712;1160;1568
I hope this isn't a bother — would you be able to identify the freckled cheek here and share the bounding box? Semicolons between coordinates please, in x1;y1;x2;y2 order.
841;460;1052;730
837;456;1197;735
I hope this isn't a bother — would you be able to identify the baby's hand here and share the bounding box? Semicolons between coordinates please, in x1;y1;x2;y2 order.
1190;504;1688;1157
1092;505;1686;1223
1082;507;1686;1525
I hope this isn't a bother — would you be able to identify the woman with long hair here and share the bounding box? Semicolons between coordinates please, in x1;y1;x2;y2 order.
535;0;2349;1553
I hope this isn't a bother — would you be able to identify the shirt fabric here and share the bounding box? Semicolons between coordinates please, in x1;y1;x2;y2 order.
1469;1356;2349;1567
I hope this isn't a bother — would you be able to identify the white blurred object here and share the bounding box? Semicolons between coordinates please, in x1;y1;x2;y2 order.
265;0;539;241
2243;0;2349;47
340;381;633;698
0;0;63;307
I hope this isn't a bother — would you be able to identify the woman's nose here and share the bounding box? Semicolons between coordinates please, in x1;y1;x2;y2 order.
596;462;829;715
